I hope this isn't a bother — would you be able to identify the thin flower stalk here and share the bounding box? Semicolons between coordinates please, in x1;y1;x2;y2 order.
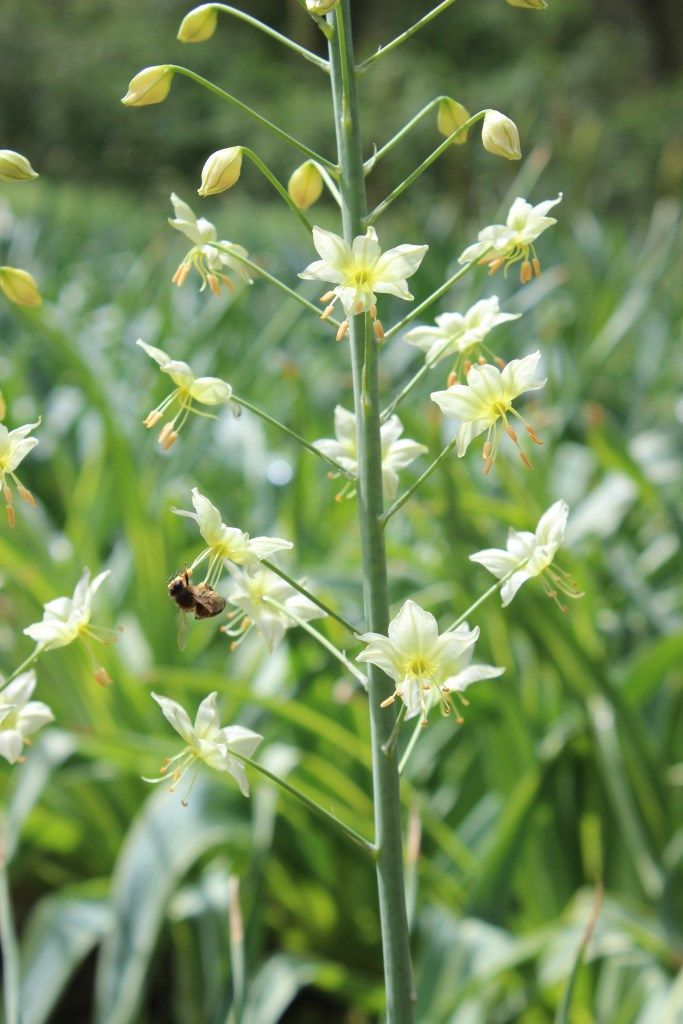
262;595;368;686
356;0;461;72
260;558;359;635
380;436;458;524
382;257;483;345
239;148;313;233
364;95;453;173
188;4;330;71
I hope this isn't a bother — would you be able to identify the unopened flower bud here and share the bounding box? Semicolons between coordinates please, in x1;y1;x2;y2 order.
437;99;470;144
0;266;42;307
306;0;341;13
506;0;547;9
198;147;243;196
177;4;217;43
287;160;323;210
481;110;522;161
121;66;174;107
0;150;38;182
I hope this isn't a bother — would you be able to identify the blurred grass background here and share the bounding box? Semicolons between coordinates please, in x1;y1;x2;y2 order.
1;1;682;1022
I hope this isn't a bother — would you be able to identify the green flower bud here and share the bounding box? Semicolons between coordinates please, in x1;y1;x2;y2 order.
177;4;217;43
0;150;38;182
506;0;548;8
288;161;323;210
437;99;471;145
481;110;522;161
198;147;243;196
0;266;42;307
306;0;341;14
121;66;174;107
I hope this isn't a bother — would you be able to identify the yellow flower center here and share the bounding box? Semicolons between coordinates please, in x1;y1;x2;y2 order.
406;658;431;678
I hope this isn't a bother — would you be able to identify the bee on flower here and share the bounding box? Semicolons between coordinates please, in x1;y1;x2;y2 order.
137;340;235;451
470;499;582;610
23;569;117;686
168;193;253;296
0;671;54;765
431;351;546;474
0;417;39;526
299;225;428;341
459;194;562;283
172;487;293;590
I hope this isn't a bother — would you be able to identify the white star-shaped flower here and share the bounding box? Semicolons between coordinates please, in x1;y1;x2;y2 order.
430;351;546;473
313;406;427;499
169;193;252;295
299;225;428;340
226;567;326;652
470;499;581;608
172;487;293;588
0;671;54;765
0;418;39;526
137;339;234;450
404;296;521;367
357;599;492;723
149;691;262;799
459;194;562;283
23;569;115;685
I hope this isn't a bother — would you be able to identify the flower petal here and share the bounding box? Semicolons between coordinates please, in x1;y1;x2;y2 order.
152;692;195;745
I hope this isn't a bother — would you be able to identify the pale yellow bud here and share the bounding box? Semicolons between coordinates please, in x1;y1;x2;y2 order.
306;0;340;12
287;161;323;210
177;4;217;42
481;110;522;161
0;150;38;182
506;0;547;8
0;266;42;307
121;66;174;107
198;147;243;197
437;99;471;144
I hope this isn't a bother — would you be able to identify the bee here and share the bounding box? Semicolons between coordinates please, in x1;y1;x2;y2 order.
167;567;226;650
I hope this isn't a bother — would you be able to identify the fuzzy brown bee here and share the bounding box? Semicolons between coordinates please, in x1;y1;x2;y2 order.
168;567;226;649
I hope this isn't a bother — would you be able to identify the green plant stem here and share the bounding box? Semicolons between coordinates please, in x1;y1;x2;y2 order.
230;394;354;478
240;148;313;234
234;753;376;855
6;647;41;684
260;560;359;635
0;864;20;1024
329;6;415;1021
364;95;450;172
555;884;604;1024
206;4;330;72
169;67;337;171
227;876;245;1024
366;112;486;224
382;704;407;756
261;595;367;686
356;0;461;72
382;258;481;343
398;719;425;776
209;244;342;329
380;336;458;423
380;437;458;525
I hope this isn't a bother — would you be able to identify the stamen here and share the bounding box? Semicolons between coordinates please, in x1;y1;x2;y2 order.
320;290;335;303
94;666;113;687
525;424;543;445
3;484;12;506
519;451;533;470
505;424;518;443
494;357;506;369
520;260;533;284
532;257;541;278
373;319;385;341
161;428;179;451
321;304;335;321
477;356;486;365
206;274;221;296
463;360;473;375
143;409;163;429
336;320;349;341
172;263;191;287
380;694;396;709
16;484;36;506
447;371;457;387
487;256;506;274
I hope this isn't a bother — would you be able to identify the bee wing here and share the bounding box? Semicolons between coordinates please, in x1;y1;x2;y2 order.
193;589;226;619
177;610;191;650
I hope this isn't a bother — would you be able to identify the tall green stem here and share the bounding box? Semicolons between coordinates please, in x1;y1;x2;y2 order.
0;864;20;1024
328;7;414;1021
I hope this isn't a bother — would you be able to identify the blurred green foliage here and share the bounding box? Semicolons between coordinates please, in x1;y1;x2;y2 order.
1;2;683;1023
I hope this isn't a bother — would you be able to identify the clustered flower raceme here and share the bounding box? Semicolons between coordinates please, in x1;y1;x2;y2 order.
0;416;39;526
169;193;253;296
137;339;235;450
314;405;427;500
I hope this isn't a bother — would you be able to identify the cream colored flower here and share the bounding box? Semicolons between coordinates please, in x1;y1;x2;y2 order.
172;488;293;587
481;110;521;161
404;296;520;368
431;351;545;473
357;600;482;723
226;567;325;652
459;194;562;283
0;266;42;307
0;150;38;182
137;339;234;450
121;66;174;107
0;671;54;764
169;193;252;295
288;161;323;210
198;147;243;197
0;418;39;527
299;225;428;341
470;499;581;608
149;692;262;799
177;4;218;43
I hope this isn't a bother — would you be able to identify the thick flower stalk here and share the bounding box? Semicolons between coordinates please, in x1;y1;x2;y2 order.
169;193;252;294
0;418;39;526
0;671;54;765
172;487;292;587
299;225;427;340
430;351;546;472
470;499;582;608
23;568;115;685
314;405;427;499
459;194;562;282
148;691;262;800
137;339;234;450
